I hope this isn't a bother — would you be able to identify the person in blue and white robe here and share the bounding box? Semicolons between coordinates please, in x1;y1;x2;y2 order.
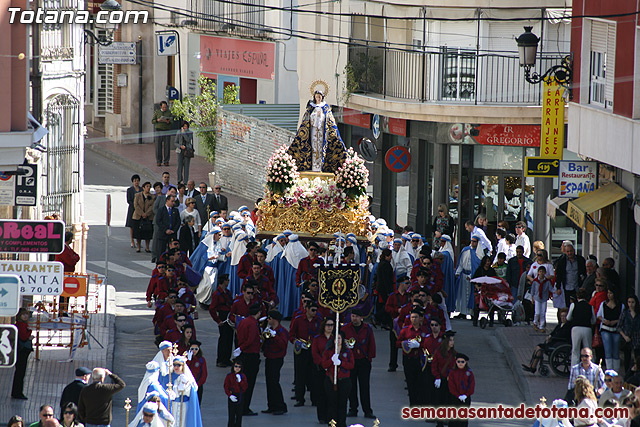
455;236;482;318
136;361;170;414
278;234;308;317
169;356;202;427
194;227;222;305
229;231;248;297
152;341;173;387
129;401;165;427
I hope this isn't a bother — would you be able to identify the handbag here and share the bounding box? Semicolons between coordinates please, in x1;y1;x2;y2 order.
592;328;603;348
139;219;153;233
183;147;195;158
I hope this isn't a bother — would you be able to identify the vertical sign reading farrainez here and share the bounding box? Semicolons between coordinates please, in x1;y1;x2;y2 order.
540;79;565;159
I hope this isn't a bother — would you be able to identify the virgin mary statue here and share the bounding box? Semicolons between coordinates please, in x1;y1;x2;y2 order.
287;90;347;173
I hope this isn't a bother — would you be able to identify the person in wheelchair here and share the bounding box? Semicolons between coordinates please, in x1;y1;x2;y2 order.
522;308;572;373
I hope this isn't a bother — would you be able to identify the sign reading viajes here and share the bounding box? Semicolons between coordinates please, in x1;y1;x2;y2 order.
318;265;360;313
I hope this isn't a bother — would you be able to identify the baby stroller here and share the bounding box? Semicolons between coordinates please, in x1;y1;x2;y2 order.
470;277;514;329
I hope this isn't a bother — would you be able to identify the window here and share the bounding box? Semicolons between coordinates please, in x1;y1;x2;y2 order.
589;20;616;109
441;48;476;101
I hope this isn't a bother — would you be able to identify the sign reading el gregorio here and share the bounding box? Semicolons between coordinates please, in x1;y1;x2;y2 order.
0;220;65;254
200;36;275;80
558;161;598;198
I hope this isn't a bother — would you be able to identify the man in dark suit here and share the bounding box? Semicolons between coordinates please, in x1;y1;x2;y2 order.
154;194;181;257
211;184;228;219
60;367;91;414
195;182;215;228
555;242;586;307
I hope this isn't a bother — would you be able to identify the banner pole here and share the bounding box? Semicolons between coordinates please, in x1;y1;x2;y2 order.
334;309;339;388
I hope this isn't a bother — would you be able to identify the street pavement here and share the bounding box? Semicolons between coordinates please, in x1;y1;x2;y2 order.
0;143;569;426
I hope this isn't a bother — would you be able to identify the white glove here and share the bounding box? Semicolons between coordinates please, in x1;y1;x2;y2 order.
259;316;267;322
186;350;193;361
434;379;441;388
229;395;238;403
232;347;242;358
407;340;420;349
331;353;342;366
178;288;186;297
236;374;242;383
269;328;277;336
459;395;467;402
167;390;177;400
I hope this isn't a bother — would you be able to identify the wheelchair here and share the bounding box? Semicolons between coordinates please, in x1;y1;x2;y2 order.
537;340;572;378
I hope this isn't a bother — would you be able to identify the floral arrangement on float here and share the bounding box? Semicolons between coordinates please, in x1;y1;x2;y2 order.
264;145;369;212
265;145;300;195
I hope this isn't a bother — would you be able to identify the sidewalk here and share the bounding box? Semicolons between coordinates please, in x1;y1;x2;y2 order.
0;285;116;423
495;306;569;405
86;131;253;209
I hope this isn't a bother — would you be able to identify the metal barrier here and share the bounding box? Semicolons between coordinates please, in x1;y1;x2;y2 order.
28;273;104;360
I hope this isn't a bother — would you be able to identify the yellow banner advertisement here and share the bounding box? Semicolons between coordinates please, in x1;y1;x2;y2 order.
540;78;565;159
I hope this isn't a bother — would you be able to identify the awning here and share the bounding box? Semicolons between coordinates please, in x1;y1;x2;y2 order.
566;183;629;228
546;196;569;220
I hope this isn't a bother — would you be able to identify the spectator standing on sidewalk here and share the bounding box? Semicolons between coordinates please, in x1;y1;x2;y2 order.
152;101;174;167
126;175;142;248
12;308;33;400
60;367;91;414
174;121;193;184
78;368;125;427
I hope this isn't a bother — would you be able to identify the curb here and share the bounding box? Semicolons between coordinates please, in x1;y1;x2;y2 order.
496;328;533;405
86;142;161;182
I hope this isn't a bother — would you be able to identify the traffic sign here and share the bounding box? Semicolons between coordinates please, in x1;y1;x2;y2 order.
524;156;559;178
0;324;18;368
357;137;377;162
15;164;37;206
385;146;411;173
0;172;15;205
62;275;87;298
0;261;64;296
0;275;20;317
98;42;137;65
372;114;380;140
156;32;179;56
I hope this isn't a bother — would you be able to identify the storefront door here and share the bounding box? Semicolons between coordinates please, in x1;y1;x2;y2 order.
472;172;523;239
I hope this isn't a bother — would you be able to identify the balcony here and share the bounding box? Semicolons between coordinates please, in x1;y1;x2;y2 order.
347;44;569;106
188;0;273;39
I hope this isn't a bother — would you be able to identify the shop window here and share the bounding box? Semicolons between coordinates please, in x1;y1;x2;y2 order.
472;146;523;170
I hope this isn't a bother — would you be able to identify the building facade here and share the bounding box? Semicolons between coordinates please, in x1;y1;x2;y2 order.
297;0;571;249
568;0;640;292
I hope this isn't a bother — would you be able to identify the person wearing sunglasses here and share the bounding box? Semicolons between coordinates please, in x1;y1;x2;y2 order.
290;301;322;408
59;403;82;427
186;340;207;405
261;310;288;416
447;353;475;427
224;361;248;427
169;357;202;427
296;242;323;288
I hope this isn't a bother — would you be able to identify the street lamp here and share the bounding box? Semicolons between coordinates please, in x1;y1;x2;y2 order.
84;0;123;46
515;26;572;89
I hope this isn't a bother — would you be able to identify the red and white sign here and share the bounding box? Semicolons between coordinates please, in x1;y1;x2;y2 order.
381;117;407;137
200;36;275;80
340;108;371;129
473;124;541;147
62;276;87;298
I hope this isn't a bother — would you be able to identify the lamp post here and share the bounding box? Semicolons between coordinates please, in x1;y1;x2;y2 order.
83;0;123;46
515;26;572;93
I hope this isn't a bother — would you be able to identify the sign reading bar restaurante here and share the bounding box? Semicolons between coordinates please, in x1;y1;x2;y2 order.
200;36;275;80
0;220;65;254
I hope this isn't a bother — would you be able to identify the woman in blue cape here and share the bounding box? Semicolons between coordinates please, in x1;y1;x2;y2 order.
169;356;202;427
278;235;308;317
287;90;346;173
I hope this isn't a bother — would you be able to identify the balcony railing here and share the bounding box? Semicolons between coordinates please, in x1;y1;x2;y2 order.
189;0;272;39
348;44;569;105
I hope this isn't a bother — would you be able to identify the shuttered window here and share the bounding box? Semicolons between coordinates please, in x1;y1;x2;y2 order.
589;20;616;109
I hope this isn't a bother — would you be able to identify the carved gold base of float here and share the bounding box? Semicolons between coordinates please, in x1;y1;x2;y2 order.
298;171;335;181
257;200;370;239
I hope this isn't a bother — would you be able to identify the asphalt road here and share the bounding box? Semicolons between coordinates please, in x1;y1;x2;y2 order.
84;148;532;427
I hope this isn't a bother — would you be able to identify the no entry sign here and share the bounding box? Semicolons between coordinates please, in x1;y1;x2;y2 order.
62;275;87;298
385;146;411;173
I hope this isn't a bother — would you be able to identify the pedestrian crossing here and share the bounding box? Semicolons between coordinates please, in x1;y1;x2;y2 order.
86;260;150;278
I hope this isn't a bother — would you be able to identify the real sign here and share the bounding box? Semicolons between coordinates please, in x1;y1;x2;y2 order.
0;220;65;254
558;161;598;198
0;261;64;295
